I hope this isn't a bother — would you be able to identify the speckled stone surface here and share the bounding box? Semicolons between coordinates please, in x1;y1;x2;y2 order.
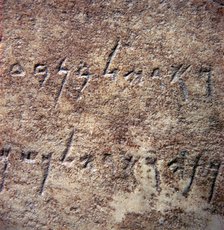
0;0;224;229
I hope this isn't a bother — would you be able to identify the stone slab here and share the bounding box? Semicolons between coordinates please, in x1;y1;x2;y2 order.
0;0;224;229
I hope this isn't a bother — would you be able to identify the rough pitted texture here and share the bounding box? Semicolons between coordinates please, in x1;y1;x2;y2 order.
0;0;224;229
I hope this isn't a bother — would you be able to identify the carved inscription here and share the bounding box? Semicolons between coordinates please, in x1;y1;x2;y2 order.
54;58;70;108
103;39;121;80
168;150;188;179
34;64;49;87
168;151;222;202
182;154;201;197
199;66;212;97
21;150;38;162
80;154;94;169
39;152;52;195
0;146;11;192
60;128;75;162
10;63;25;77
75;62;92;100
0;141;222;202
208;160;221;203
151;68;160;78
145;156;161;193
8;39;215;103
170;65;191;101
124;70;143;85
8;60;214;103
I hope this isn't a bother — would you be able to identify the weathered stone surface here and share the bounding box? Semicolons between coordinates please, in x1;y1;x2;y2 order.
0;0;224;229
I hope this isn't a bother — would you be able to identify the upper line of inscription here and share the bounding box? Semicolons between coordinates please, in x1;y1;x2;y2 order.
8;40;213;103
